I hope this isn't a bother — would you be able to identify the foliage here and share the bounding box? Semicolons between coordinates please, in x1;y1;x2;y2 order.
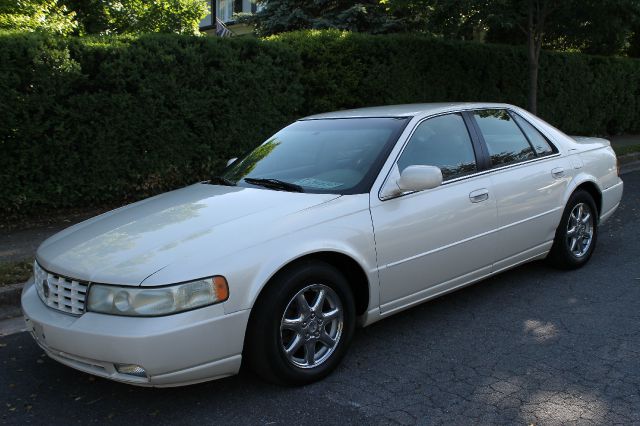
0;31;304;216
0;260;32;286
101;0;209;35
385;0;640;112
61;0;108;34
549;0;640;56
386;0;640;56
1;30;640;218
248;0;402;36
0;0;78;35
3;0;208;36
630;24;640;58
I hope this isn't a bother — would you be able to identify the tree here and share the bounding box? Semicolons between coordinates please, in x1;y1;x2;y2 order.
629;24;640;57
101;0;209;35
62;0;108;34
2;0;208;35
0;0;78;35
550;0;640;56
519;0;558;115
385;0;566;113
249;0;402;36
389;0;640;113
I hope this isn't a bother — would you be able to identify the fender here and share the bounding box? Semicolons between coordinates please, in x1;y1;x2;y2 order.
562;171;602;209
214;196;382;317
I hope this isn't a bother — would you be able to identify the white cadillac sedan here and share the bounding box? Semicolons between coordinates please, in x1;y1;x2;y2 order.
22;103;623;387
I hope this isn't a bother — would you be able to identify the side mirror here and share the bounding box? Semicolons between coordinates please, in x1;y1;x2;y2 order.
397;165;443;192
226;157;238;167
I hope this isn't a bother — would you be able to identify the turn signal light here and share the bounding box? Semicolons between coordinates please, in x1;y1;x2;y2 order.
212;276;229;302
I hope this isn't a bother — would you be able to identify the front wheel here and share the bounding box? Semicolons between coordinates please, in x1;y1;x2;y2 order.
547;190;598;269
244;261;355;385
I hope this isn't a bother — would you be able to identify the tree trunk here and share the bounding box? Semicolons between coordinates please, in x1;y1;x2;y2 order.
527;50;538;115
526;0;538;115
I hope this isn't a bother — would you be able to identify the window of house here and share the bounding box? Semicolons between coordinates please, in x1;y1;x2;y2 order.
217;0;234;22
397;113;477;181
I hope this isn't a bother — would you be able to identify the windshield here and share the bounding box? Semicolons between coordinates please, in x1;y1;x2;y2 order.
222;117;409;194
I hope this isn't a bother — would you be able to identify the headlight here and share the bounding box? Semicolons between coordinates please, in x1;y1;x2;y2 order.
86;276;229;317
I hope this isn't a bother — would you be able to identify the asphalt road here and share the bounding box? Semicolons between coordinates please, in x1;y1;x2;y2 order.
1;171;639;425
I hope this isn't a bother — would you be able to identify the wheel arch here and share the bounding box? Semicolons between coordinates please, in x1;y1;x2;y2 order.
251;251;371;317
564;173;602;217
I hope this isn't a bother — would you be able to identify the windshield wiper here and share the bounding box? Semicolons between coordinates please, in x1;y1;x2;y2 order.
208;176;236;186
243;178;304;193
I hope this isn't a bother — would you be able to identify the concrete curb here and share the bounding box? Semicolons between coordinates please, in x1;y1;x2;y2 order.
620;154;640;175
619;152;640;165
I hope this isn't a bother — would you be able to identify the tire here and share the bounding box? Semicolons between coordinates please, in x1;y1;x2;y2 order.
547;190;598;269
244;260;356;385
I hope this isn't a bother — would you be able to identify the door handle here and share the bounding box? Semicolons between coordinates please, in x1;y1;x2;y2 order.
469;189;489;203
551;167;565;179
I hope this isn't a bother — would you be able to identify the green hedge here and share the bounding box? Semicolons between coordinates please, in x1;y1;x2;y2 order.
1;30;639;218
272;31;640;134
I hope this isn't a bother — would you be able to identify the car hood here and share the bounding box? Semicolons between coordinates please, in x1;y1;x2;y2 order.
37;184;340;285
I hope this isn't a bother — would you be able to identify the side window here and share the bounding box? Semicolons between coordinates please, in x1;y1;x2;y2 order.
397;113;477;181
473;109;535;167
512;113;555;156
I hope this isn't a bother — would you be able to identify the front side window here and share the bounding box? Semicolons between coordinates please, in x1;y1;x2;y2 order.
473;109;536;167
222;117;408;194
397;113;477;181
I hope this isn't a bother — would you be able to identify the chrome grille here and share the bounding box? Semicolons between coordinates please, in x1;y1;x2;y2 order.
34;261;88;315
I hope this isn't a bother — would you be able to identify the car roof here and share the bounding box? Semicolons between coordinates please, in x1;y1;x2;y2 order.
301;102;517;120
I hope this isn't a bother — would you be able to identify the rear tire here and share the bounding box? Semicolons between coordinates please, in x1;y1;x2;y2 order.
244;260;355;385
547;190;598;269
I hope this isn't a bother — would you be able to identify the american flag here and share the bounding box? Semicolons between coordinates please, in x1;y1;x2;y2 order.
216;17;234;37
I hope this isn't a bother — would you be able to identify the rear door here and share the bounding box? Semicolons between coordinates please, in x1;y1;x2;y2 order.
370;112;498;315
469;109;570;270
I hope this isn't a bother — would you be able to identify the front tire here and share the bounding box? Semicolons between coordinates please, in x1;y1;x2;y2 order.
244;261;355;385
548;190;598;269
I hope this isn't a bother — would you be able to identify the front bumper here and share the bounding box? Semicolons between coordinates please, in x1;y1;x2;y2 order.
21;278;250;387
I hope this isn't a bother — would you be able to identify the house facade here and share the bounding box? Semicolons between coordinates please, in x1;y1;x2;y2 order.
199;0;261;34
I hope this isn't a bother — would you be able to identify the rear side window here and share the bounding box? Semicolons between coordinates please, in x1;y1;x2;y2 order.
473;109;535;167
512;113;555;156
397;113;477;181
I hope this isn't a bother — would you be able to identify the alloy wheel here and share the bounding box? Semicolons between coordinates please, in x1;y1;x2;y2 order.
566;202;594;258
280;284;344;369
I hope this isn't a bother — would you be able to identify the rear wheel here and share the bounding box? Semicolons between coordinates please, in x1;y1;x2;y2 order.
548;190;598;269
244;261;355;385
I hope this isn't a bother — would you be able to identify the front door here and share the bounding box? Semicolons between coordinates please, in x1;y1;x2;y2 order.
370;113;498;315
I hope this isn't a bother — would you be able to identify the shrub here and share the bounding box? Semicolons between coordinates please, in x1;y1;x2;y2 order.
0;32;303;215
1;30;639;218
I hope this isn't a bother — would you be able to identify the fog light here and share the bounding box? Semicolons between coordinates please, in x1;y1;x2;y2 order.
116;364;147;378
